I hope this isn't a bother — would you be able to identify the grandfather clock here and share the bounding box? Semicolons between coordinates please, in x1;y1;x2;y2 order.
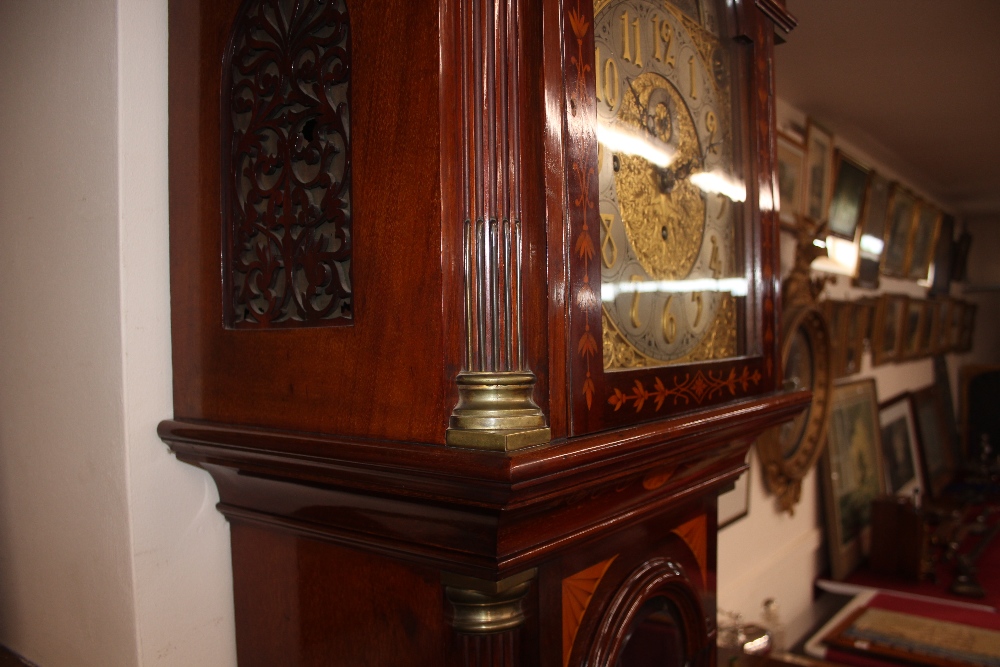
159;0;802;664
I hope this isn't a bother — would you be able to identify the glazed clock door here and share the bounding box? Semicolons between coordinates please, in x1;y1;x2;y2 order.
564;0;779;435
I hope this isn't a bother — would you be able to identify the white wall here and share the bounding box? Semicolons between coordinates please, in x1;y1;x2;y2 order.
0;1;236;665
716;97;1000;639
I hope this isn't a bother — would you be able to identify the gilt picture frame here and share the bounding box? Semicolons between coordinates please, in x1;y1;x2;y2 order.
871;294;906;366
882;185;917;278
821;379;884;580
906;202;941;282
805;121;835;223
777;132;807;229
855;172;891;290
827;151;870;241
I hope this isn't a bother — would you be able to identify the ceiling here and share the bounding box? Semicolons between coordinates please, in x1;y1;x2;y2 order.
775;1;1000;221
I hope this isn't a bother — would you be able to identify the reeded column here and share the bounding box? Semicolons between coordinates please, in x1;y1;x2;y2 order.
444;0;550;451
443;570;536;667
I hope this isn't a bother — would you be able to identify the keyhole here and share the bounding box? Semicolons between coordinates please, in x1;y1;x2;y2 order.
661;226;668;241
613;155;620;172
302;119;317;142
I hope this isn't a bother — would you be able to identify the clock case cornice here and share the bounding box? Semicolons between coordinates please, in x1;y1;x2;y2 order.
160;389;806;581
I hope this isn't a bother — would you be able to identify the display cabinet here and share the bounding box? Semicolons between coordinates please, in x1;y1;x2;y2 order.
158;0;804;663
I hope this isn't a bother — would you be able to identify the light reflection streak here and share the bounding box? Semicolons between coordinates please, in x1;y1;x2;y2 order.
602;278;749;301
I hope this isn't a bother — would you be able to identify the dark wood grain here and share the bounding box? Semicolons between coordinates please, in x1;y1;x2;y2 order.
164;0;796;662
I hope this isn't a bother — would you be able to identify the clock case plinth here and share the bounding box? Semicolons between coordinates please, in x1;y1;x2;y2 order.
160;0;800;663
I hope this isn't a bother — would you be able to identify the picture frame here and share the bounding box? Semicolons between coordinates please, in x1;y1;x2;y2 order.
822;299;847;378
910;385;955;499
842;300;873;376
929;215;955;296
878;393;923;499
718;467;751;529
899;298;924;361
934;299;954;354
906;201;941;282
958;302;977;352
855;172;891;290
804;121;835;222
917;299;938;357
881;185;917;278
821;379;884;580
826;151;870;240
777;132;807;229
871;294;906;366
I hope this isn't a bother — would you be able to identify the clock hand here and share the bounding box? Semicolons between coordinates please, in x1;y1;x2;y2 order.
626;78;652;136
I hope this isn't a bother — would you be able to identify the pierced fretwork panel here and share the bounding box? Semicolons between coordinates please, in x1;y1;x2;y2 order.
224;0;353;328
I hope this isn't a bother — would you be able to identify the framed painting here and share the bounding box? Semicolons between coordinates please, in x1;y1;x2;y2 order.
826;151;870;240
934;299;954;354
899;298;924;361
878;394;923;499
822;299;847;378
855;172;891;290
821;379;884;580
958;303;977;352
915;299;936;357
906;202;942;282
881;185;917;278
777;132;807;229
718;467;751;529
871;294;906;366
929;215;955;296
910;385;956;499
842;300;873;376
804;121;835;222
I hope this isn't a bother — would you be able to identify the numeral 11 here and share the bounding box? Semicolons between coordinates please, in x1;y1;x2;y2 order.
620;10;642;67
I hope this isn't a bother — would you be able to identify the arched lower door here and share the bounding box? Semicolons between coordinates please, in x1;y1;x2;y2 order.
585;557;710;667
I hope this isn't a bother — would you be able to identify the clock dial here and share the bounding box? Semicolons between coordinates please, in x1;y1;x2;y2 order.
595;0;745;368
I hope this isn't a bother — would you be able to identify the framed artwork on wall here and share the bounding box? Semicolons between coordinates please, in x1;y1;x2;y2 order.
805;121;834;222
929;215;955;296
910;385;956;499
907;202;942;282
842;300;873;376
822;300;847;378
882;185;917;278
872;294;906;366
777;132;807;229
821;379;885;580
899;298;924;361
916;299;936;357
855;172;891;290
826;151;870;240
878;394;923;499
718;468;751;529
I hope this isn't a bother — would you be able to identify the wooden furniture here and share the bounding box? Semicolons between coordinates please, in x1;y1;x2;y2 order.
159;0;802;664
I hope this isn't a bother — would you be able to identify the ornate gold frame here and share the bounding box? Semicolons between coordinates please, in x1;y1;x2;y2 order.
758;304;833;513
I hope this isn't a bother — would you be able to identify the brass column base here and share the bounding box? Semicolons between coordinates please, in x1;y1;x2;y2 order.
442;569;537;634
446;371;550;451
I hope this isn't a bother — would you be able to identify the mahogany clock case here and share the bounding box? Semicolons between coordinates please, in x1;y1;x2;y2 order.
161;0;802;664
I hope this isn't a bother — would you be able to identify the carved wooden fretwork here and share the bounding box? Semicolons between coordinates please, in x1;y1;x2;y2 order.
224;0;352;328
